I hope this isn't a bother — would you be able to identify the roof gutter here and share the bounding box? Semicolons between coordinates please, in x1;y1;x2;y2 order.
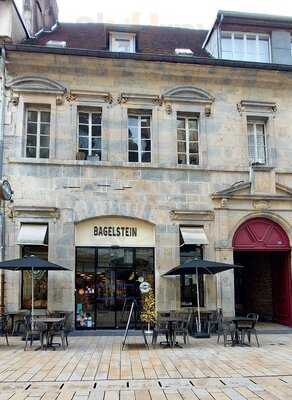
5;43;292;73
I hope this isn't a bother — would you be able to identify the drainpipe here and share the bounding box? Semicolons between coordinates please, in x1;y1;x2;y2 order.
0;46;6;313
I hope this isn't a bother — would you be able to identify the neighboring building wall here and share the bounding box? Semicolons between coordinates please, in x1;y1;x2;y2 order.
4;50;292;319
0;1;27;43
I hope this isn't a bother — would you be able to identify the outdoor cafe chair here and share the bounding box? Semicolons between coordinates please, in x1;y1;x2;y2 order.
172;313;192;345
0;314;9;346
244;314;260;347
152;319;170;347
24;315;46;350
47;319;66;350
217;319;236;346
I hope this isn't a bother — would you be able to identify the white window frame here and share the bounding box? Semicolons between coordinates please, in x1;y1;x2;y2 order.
220;31;271;62
78;110;102;160
25;108;51;159
247;120;267;165
109;32;136;53
128;113;152;163
177;115;200;165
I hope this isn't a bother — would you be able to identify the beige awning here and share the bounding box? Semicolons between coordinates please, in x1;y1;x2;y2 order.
180;227;209;245
17;224;48;246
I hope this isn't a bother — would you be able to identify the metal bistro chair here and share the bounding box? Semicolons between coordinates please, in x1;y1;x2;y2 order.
217;317;236;347
244;313;260;347
173;312;192;345
24;315;46;350
47;319;66;350
152;319;170;347
0;314;9;346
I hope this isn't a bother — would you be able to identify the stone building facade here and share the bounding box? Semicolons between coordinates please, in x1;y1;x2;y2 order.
2;7;292;328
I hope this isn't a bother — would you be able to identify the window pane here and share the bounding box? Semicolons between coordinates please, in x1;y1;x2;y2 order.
178;154;187;164
259;37;269;62
222;51;233;60
128;139;138;151
177;141;186;153
221;36;232;52
27;123;37;135
177;130;186;141
141;140;151;151
234;35;245;60
188;119;198;130
141;117;150;127
27;111;38;122
40;136;49;147
177;118;185;129
180;244;203;307
26;147;36;158
129;151;138;162
91;150;101;159
79;137;89;149
39;148;49;158
141;128;150;139
141;152;151;162
92;126;101;137
128;116;139;127
92;138;101;149
128;127;138;139
79;112;89;124
40;124;50;135
189;154;199;165
40;112;50;123
189;142;199;153
92;113;101;125
79;125;89;136
246;35;256;61
27;135;37;146
189;130;198;141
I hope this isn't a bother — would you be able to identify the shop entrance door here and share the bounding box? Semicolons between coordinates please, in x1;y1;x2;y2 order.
76;247;154;329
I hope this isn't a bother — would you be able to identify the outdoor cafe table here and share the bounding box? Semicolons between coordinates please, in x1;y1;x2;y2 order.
160;318;183;348
232;317;254;346
35;317;64;350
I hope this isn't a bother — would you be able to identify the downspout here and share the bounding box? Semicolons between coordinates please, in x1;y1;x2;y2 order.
0;46;6;313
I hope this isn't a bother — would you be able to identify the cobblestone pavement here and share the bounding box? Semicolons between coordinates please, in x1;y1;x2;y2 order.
0;333;292;399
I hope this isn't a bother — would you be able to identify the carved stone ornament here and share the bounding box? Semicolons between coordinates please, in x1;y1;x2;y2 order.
205;105;212;117
252;200;271;210
56;96;64;106
221;198;228;208
65;92;77;103
10;96;19;106
165;103;172;115
117;95;128;104
153;95;164;106
104;93;113;104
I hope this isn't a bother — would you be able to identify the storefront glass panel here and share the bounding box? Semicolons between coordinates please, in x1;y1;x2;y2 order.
75;247;154;329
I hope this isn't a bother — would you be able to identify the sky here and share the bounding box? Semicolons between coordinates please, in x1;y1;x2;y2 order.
15;0;292;28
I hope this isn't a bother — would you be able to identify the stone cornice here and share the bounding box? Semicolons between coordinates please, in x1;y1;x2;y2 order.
10;206;60;219
170;210;214;221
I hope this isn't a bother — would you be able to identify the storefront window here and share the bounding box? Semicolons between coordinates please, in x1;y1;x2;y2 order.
75;247;154;329
180;244;204;307
21;246;48;309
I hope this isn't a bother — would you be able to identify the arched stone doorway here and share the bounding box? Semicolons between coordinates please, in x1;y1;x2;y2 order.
233;217;292;326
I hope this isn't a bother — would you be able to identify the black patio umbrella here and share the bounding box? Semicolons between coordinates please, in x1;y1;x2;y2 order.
164;259;242;333
0;256;70;330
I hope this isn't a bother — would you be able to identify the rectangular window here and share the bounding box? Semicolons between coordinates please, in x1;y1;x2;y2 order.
26;109;50;158
110;32;136;53
221;32;270;63
247;120;267;165
177;114;199;165
78;110;102;160
21;245;48;309
128;111;151;163
180;244;204;307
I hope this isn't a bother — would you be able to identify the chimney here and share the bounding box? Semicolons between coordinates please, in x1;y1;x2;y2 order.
23;0;58;36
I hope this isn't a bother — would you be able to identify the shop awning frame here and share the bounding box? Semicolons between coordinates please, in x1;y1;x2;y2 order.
17;224;48;246
180;227;209;245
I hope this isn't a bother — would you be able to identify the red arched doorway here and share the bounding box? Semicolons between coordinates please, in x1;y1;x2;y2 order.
233;217;292;326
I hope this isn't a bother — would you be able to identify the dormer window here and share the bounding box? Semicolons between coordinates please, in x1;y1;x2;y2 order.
109;32;136;53
221;32;270;63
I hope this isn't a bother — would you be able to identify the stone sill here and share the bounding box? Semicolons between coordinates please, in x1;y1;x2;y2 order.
8;157;252;173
